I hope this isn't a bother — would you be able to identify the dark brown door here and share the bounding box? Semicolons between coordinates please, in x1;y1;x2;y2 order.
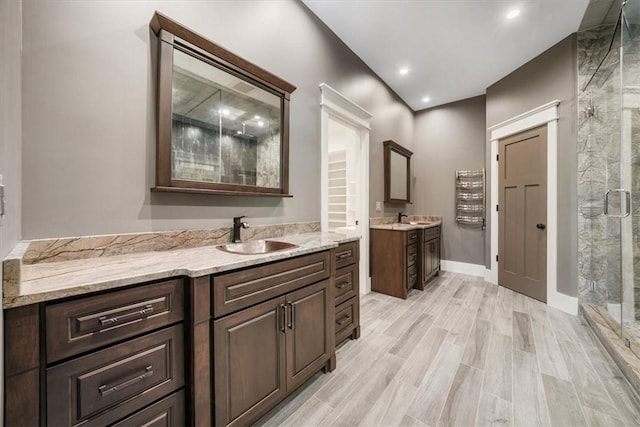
498;125;547;302
285;279;331;391
213;296;287;427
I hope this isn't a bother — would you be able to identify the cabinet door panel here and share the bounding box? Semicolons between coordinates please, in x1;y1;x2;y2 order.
214;297;286;427
286;280;331;391
433;238;440;272
423;240;433;281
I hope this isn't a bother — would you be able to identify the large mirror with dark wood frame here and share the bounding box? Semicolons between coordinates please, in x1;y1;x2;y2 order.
150;12;295;197
383;140;412;203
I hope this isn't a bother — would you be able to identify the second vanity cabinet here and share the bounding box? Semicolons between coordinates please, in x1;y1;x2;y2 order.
371;225;440;299
371;228;419;299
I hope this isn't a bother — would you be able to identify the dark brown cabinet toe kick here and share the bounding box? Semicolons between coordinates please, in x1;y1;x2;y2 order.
3;243;360;426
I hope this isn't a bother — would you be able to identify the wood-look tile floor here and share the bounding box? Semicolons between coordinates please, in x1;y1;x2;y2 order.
256;272;640;427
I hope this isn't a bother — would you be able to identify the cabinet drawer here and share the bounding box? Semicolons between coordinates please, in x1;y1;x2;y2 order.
46;279;184;363
47;325;184;427
335;297;359;345
335;241;359;269
335;263;358;306
423;226;440;241
407;243;418;267
407;230;418;245
213;251;331;318
111;390;185;427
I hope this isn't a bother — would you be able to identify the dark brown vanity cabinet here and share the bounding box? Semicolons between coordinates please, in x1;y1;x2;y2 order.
371;229;418;299
4;279;186;427
371;226;441;298
212;252;333;427
4;243;361;427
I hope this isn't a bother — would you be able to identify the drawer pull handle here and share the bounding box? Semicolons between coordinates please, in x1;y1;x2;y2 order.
336;281;350;289
99;304;154;327
288;302;295;330
280;304;286;333
98;365;154;397
337;316;351;326
337;253;351;260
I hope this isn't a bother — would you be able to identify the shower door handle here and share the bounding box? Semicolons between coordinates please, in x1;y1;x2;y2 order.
604;189;631;218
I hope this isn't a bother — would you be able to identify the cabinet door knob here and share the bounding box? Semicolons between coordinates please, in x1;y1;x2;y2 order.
536;223;546;230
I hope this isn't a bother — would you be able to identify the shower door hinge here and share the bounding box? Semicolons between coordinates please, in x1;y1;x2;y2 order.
496;154;499;161
496;255;499;262
496;204;499;212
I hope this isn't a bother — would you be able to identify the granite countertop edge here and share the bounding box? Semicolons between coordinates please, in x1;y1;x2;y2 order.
3;232;360;309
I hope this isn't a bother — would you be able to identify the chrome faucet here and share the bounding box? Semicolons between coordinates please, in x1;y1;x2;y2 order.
398;212;408;223
232;216;250;243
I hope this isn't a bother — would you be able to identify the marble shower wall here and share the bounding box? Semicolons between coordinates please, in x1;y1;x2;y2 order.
256;132;281;188
577;24;622;309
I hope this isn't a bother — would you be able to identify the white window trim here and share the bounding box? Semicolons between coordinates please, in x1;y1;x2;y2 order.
487;100;577;315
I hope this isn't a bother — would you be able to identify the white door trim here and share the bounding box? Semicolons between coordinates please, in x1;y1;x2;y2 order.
320;83;373;294
488;100;577;315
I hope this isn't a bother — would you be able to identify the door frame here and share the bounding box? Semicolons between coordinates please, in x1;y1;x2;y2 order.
319;83;372;294
488;100;577;315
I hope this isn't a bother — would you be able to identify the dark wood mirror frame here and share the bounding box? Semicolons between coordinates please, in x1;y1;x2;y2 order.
383;140;413;203
150;12;296;197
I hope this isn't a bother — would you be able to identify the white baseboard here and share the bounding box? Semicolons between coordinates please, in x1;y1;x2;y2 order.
484;268;497;285
440;260;485;277
484;268;577;316
548;290;578;316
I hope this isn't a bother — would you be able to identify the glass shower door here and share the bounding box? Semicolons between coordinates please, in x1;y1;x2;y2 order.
621;0;640;345
577;10;624;333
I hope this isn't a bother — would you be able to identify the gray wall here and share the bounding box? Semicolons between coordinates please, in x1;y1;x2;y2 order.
21;0;414;239
485;34;578;297
413;96;486;265
1;0;22;258
1;0;22;419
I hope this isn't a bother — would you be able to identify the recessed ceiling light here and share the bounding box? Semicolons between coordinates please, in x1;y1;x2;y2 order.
221;108;230;116
254;115;261;120
507;9;520;19
236;130;242;134
258;121;264;127
399;67;409;76
422;96;430;103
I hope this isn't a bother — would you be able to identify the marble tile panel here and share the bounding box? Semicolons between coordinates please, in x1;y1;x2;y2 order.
20;221;321;264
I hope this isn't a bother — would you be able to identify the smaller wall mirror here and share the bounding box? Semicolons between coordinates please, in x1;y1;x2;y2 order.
150;12;295;197
383;140;412;203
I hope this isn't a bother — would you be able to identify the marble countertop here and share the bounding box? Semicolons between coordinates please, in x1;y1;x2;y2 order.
369;221;441;231
3;232;359;308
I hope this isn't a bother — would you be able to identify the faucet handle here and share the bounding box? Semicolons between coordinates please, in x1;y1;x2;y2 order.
233;216;246;223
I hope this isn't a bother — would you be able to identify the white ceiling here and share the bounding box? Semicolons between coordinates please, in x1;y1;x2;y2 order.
302;0;590;111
